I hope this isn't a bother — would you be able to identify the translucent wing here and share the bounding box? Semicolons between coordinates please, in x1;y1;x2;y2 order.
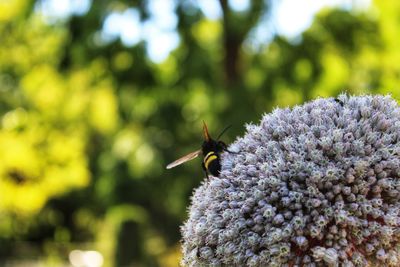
166;149;202;169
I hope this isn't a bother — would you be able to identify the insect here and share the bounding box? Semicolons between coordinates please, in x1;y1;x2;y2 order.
334;98;344;106
166;121;234;178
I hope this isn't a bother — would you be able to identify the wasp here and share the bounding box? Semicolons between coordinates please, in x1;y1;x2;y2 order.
166;121;234;178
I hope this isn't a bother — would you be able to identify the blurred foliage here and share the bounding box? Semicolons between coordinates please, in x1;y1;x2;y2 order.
0;0;400;266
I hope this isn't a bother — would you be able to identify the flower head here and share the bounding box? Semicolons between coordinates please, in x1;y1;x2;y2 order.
181;95;400;266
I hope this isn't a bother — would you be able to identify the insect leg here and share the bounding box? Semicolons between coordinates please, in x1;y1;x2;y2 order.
225;148;239;154
202;162;209;179
218;140;239;154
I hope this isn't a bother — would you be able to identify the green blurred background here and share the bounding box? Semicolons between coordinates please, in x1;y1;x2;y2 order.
0;0;400;266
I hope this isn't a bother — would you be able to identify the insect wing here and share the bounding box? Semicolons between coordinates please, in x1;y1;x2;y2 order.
166;149;202;169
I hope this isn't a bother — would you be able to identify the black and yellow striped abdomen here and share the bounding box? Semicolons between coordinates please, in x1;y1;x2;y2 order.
203;151;221;176
204;152;217;169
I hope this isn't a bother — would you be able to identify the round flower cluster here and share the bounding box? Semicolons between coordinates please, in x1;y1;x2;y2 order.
181;95;400;266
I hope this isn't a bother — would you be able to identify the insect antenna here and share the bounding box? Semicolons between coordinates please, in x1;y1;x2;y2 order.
202;121;211;141
216;125;232;140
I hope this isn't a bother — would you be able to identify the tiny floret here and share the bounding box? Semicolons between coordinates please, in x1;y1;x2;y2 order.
181;95;400;266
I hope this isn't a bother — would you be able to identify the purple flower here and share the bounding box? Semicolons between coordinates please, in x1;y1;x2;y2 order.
181;95;400;266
